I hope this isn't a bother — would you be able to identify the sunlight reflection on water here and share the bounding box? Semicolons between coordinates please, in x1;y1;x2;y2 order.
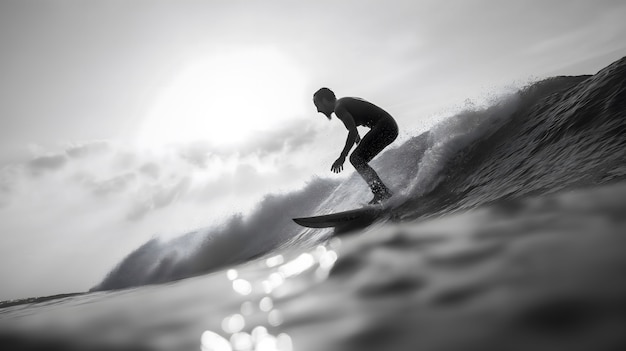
201;240;341;351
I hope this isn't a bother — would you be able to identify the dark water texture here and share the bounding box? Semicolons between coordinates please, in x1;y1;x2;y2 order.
396;56;626;219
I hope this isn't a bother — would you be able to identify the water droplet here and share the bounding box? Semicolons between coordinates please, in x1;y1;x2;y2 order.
201;330;232;351
251;326;268;343
230;332;253;351
279;253;315;277
227;269;238;281
266;255;285;267
268;310;283;327
259;297;273;312
221;314;245;334
255;334;278;351
315;245;327;256
232;279;252;295
240;301;254;315
262;280;274;294
319;250;338;269
269;272;285;288
277;333;293;351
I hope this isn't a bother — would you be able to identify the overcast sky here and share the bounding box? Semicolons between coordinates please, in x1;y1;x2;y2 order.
1;0;625;300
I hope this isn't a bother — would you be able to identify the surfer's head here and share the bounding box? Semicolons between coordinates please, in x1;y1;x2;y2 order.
313;87;336;120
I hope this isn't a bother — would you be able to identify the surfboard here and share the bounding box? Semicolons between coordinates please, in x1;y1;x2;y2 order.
292;206;383;229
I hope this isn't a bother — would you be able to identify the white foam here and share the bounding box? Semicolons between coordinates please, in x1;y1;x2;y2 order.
406;94;520;197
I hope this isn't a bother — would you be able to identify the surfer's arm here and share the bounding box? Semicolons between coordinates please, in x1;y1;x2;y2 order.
330;105;358;173
335;105;359;159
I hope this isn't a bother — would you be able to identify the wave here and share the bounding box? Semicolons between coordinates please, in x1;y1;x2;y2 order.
437;58;626;211
91;178;339;291
93;56;626;292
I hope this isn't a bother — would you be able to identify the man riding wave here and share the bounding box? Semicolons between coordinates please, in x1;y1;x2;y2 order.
313;88;398;204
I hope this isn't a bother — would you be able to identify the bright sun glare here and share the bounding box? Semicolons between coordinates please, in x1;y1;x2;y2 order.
138;48;308;149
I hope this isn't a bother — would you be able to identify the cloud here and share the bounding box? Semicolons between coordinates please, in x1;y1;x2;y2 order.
0;167;17;207
27;154;68;175
177;142;215;169
4;142;190;222
88;173;138;197
138;162;160;179
194;163;264;200
2;127;327;228
175;119;322;169
126;176;192;221
244;120;321;157
65;141;111;158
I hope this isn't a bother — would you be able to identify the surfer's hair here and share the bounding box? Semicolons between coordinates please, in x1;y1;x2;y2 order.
314;87;336;102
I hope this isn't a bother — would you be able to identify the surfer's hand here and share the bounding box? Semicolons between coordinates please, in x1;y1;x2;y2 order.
331;157;345;173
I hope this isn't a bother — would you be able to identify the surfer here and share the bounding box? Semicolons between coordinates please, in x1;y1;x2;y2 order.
313;87;398;204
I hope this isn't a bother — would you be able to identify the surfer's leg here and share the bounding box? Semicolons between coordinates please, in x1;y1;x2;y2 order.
350;153;388;194
350;119;398;200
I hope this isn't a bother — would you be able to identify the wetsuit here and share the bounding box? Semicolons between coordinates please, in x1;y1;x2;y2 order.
336;97;398;202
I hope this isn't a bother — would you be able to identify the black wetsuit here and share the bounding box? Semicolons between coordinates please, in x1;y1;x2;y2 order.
336;97;398;200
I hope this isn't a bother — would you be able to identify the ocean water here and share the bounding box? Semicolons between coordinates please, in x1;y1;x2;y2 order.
1;56;625;351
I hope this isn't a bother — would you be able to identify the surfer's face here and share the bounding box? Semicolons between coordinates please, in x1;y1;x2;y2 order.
314;97;333;120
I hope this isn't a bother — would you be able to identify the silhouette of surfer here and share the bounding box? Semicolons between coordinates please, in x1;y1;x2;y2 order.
313;88;398;204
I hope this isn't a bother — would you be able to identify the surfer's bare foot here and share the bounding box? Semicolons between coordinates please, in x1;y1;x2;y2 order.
368;191;393;205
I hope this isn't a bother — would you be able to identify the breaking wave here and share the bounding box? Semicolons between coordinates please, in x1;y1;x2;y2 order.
93;56;626;292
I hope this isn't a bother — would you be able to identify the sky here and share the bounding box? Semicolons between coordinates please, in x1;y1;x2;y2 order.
1;0;625;300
